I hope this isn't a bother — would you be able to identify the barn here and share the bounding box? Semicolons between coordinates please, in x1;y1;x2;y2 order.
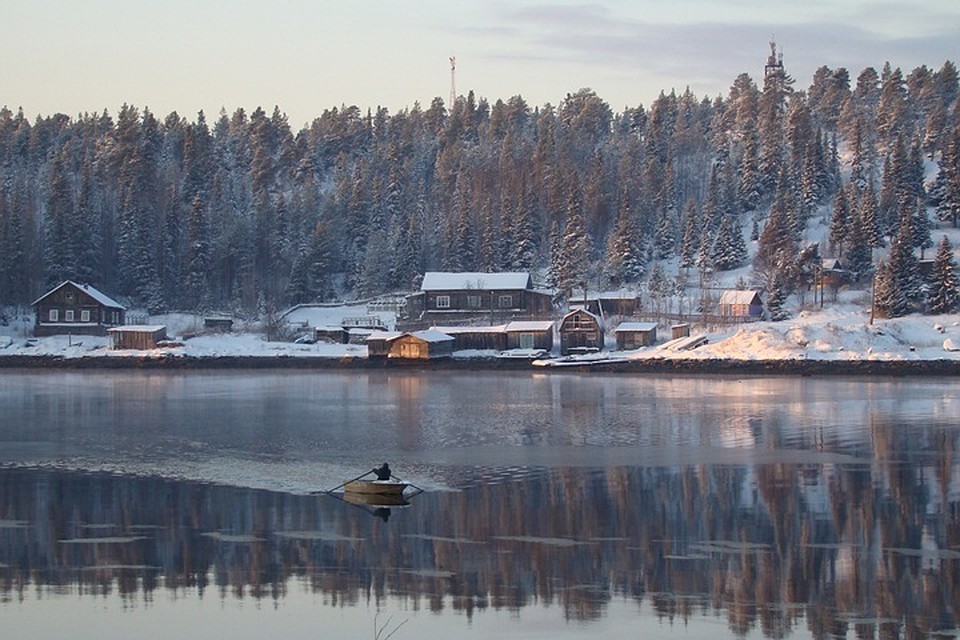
558;308;604;355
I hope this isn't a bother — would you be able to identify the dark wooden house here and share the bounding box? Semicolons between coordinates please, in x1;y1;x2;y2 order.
203;316;234;333
504;321;555;351
405;272;554;323
32;281;125;337
558;308;604;355
107;325;167;350
614;322;658;350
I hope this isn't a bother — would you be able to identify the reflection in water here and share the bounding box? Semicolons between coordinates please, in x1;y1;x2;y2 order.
2;414;960;640
2;372;960;638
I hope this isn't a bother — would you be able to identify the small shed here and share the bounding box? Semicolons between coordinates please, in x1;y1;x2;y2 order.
366;331;403;358
671;323;691;340
388;330;455;360
559;308;604;355
504;320;554;351
614;322;658;350
203;316;233;333
314;325;349;344
108;325;167;350
718;290;764;318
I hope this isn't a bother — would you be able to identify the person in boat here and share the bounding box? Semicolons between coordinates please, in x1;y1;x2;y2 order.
372;462;391;481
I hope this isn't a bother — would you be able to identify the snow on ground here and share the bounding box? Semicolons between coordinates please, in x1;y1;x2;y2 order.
4;306;960;364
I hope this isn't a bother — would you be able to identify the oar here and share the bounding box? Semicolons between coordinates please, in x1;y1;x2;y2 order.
324;470;373;494
391;474;426;495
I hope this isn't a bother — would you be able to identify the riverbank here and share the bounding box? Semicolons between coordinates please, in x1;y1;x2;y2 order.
3;352;960;376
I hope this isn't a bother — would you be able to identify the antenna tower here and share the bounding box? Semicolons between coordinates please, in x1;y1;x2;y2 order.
449;56;457;109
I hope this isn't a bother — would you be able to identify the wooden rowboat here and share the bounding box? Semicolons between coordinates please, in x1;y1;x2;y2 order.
343;480;409;496
342;492;410;507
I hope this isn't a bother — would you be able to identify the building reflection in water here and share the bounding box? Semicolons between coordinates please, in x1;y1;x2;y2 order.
2;418;960;640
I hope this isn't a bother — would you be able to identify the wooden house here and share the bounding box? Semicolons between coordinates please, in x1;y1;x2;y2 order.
388;330;455;360
32;281;125;337
108;325;167;350
558;308;604;355
718;290;764;319
504;321;554;351
614;322;658;350
314;325;349;344
405;272;554;323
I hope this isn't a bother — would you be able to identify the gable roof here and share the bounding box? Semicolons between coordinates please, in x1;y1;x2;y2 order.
718;290;762;306
32;280;125;309
615;322;658;333
561;307;601;323
421;272;531;292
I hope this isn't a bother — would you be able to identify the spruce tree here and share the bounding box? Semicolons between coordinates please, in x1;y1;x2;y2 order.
766;276;790;321
828;188;850;255
873;259;909;318
928;235;959;314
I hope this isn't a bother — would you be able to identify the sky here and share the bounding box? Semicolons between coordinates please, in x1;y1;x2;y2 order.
2;0;960;129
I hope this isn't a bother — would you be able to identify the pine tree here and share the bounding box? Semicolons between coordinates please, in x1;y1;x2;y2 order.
928;235;959;314
604;199;644;287
828;188;851;255
766;276;790;321
711;214;748;271
873;259;909;318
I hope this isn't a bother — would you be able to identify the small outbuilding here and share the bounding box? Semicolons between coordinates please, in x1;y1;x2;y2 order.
718;290;764;319
671;323;691;340
559;308;604;355
388;330;455;360
430;325;507;351
366;331;404;358
614;322;658;350
108;325;167;350
504;320;555;351
203;316;234;333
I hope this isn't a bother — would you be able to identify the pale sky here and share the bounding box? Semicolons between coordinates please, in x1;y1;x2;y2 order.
3;0;959;128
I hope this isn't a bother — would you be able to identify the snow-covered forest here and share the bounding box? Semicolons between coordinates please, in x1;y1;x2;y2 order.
1;46;959;318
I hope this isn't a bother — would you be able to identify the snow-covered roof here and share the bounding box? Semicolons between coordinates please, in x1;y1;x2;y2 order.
615;322;658;332
719;290;762;305
430;325;507;334
504;321;555;332
421;272;531;292
410;330;455;343
107;325;166;333
562;308;601;322
366;331;403;342
32;281;125;309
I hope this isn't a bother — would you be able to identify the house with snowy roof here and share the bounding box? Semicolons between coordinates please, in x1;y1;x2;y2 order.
717;290;764;319
404;272;554;325
32;281;126;337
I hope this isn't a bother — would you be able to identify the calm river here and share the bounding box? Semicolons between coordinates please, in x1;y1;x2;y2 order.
1;369;959;639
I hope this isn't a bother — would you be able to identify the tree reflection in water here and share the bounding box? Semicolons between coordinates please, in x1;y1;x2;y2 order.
2;420;960;640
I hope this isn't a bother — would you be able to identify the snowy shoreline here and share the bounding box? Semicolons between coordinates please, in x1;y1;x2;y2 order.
2;352;959;376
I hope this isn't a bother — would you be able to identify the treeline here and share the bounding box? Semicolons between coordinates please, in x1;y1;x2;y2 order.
1;51;959;315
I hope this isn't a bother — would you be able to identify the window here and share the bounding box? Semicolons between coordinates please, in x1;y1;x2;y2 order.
65;292;75;304
80;310;90;322
436;295;451;309
49;309;59;322
111;311;119;324
498;295;513;308
466;295;481;309
64;310;74;322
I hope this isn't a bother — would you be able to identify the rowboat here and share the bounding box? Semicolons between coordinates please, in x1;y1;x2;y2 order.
343;479;409;496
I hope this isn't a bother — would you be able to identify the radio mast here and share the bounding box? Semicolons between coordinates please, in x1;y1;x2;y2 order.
449;56;457;109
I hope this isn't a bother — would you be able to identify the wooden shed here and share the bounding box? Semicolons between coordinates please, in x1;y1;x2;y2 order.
718;290;764;319
314;325;349;344
671;323;691;340
108;325;167;350
430;325;507;351
366;331;403;358
558;308;604;355
614;322;658;350
203;316;234;333
32;280;125;337
504;320;554;351
388;330;455;360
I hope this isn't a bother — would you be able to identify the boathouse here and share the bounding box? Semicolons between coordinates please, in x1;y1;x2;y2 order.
614;322;658;350
388;330;455;360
